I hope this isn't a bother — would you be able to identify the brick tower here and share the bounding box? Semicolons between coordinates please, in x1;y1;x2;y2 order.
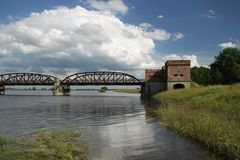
144;68;166;96
165;60;191;90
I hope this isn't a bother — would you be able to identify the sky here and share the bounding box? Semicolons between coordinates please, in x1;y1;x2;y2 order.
0;0;239;78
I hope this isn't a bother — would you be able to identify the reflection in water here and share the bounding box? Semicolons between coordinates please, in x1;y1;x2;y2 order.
141;97;160;121
0;90;211;160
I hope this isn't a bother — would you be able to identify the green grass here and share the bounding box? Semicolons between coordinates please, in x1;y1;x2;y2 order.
154;84;240;160
113;89;140;94
0;130;88;160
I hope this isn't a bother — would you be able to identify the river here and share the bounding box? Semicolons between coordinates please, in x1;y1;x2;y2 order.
0;90;211;160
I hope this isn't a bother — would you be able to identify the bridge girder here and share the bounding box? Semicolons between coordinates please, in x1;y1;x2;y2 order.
0;73;58;85
0;72;143;86
61;71;143;85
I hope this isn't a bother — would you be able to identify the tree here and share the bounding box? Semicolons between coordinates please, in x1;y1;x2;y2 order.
210;48;240;84
100;86;108;91
99;86;108;92
191;66;212;85
211;69;223;84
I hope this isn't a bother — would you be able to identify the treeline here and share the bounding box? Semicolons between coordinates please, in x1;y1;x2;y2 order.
191;48;240;85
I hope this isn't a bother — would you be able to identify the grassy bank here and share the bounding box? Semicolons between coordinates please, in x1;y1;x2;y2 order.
154;84;240;159
113;89;140;94
0;130;88;160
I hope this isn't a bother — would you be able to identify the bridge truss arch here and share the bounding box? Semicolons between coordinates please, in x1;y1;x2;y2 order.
0;73;58;85
61;71;143;85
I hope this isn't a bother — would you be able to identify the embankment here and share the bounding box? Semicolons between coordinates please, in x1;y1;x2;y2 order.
113;89;140;94
154;84;240;159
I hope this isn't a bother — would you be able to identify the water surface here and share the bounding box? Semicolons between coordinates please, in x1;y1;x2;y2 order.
0;90;211;160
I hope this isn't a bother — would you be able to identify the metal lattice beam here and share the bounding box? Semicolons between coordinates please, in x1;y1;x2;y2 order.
0;73;58;85
61;71;143;85
0;72;143;86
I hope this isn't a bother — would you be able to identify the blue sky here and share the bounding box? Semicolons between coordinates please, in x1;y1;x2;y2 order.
0;0;239;78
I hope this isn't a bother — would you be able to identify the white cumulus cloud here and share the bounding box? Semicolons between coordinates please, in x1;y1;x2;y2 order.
218;42;237;49
157;15;164;19
201;10;216;19
139;23;153;30
162;54;200;67
86;0;128;15
0;6;163;76
144;28;171;41
0;5;189;77
207;10;215;19
139;23;184;41
172;32;184;41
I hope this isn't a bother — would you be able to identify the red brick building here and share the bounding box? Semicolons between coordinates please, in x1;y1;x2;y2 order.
144;60;191;95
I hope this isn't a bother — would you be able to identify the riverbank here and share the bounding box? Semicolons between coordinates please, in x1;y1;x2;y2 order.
154;84;240;160
113;89;140;94
0;130;88;160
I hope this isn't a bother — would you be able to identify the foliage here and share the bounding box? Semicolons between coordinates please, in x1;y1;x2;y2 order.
210;48;240;84
0;130;88;160
99;86;108;92
191;48;240;85
100;86;108;91
154;84;240;160
191;66;212;85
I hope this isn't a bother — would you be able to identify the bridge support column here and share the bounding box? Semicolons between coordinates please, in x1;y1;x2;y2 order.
53;80;70;96
0;82;5;95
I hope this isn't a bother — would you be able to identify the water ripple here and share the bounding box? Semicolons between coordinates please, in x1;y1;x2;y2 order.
0;90;211;160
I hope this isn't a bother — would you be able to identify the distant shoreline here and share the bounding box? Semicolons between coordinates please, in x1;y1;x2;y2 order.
113;89;140;94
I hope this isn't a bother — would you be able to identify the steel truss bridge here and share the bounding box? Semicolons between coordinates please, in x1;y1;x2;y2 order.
0;72;143;86
0;73;58;85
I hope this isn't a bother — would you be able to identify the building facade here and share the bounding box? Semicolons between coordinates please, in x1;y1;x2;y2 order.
144;60;191;96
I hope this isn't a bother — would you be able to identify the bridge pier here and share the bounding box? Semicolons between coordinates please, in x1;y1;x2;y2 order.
0;82;5;95
53;80;70;96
